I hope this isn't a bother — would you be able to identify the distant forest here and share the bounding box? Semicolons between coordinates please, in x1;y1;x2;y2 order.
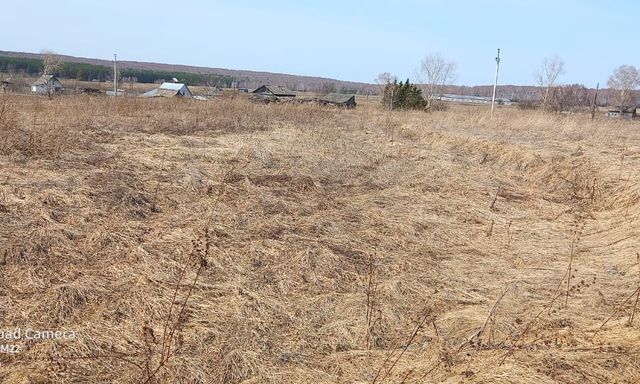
0;55;233;87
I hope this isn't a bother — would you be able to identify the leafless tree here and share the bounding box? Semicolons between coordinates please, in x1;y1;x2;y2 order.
550;84;590;112
42;51;64;75
607;65;640;109
374;72;395;94
535;55;565;110
416;52;457;110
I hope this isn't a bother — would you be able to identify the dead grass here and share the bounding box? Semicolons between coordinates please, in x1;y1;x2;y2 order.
1;94;640;383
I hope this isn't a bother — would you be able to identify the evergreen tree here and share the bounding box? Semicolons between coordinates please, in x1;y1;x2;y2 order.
381;78;425;110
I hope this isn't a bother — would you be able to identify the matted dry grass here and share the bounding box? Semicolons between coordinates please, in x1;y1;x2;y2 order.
0;94;639;383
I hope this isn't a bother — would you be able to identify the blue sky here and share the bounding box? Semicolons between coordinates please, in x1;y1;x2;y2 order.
3;1;638;86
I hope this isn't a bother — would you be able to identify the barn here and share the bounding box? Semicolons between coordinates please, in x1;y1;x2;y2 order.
141;83;193;98
31;75;65;95
319;93;357;109
252;85;296;98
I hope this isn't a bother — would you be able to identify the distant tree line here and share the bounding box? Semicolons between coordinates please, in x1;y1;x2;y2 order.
376;51;640;113
0;55;233;86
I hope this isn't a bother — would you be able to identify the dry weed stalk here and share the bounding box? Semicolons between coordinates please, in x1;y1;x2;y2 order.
596;285;640;334
142;231;209;384
630;252;640;326
462;285;510;351
141;166;234;383
500;260;573;365
490;184;501;210
565;221;582;307
365;253;379;350
372;308;432;384
150;148;167;213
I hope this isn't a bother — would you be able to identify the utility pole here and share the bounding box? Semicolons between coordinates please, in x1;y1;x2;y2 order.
491;48;501;118
113;53;117;97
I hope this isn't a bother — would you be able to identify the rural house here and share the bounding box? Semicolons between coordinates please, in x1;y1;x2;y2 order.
252;85;296;98
607;107;637;120
141;82;193;98
319;93;357;108
31;75;65;95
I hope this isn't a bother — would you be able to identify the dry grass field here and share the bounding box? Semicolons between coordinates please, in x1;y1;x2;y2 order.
0;94;639;383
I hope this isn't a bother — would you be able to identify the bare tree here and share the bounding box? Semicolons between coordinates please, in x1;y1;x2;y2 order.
42;51;64;75
535;55;565;110
607;65;640;109
550;84;591;112
374;72;395;94
416;52;457;110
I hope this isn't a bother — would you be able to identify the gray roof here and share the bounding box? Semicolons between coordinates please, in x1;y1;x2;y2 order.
159;82;187;91
32;74;61;86
320;93;356;104
253;85;295;97
141;83;192;98
142;88;180;98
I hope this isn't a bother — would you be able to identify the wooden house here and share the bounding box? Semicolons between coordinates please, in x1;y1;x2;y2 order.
31;75;64;95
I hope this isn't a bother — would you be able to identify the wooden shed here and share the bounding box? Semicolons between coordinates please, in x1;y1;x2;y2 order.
319;93;356;109
252;85;296;98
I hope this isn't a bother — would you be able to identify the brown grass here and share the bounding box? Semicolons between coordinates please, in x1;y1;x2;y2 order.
1;94;639;383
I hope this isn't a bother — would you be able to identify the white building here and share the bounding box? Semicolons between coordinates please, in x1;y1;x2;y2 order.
31;75;65;95
141;82;193;98
437;94;512;106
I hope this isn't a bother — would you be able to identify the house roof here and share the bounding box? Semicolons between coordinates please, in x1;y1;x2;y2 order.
159;82;187;91
254;85;295;97
142;88;180;98
141;83;192;98
32;74;61;86
320;93;355;104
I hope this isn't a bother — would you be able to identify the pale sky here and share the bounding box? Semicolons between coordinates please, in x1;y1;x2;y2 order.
3;0;638;86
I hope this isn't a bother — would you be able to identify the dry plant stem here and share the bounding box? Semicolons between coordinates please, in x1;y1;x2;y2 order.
151;148;167;212
159;260;188;362
365;253;378;350
398;368;414;384
373;310;431;384
371;346;402;384
596;286;640;334
501;267;570;365
618;143;626;182
487;219;494;237
143;165;231;383
490;184;501;210
143;249;207;384
565;225;579;307
415;361;443;382
630;253;640;326
462;285;510;351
